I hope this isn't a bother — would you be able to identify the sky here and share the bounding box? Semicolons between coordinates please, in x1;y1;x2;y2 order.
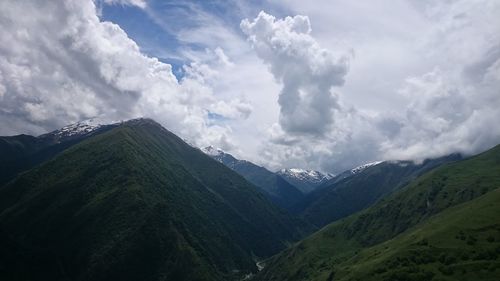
0;0;499;173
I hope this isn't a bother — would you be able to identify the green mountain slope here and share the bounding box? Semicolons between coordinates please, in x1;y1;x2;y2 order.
0;119;310;281
257;143;500;281
0;124;116;186
295;154;462;227
326;188;500;281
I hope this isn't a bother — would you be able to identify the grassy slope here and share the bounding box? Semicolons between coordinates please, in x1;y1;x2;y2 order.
334;188;500;281
0;119;309;281
257;144;500;281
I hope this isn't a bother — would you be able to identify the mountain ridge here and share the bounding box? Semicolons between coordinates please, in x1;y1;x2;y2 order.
0;119;120;186
201;146;305;211
0;118;311;281
294;153;463;227
256;143;500;281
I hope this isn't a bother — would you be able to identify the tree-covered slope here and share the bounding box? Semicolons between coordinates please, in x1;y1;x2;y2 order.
296;154;462;227
0;119;310;281
257;143;500;281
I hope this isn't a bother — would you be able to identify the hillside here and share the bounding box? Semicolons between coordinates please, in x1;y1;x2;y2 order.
295;154;462;227
0;119;310;281
0;120;117;186
257;143;500;281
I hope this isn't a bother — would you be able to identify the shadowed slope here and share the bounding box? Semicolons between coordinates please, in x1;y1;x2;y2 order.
0;119;310;281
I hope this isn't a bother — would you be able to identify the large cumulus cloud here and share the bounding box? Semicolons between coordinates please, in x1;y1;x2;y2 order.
240;12;349;136
1;0;499;174
242;3;500;173
0;0;250;150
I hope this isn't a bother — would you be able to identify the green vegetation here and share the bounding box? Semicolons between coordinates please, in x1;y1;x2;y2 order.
0;125;116;186
0;134;46;186
257;144;500;281
0;119;310;281
296;154;461;227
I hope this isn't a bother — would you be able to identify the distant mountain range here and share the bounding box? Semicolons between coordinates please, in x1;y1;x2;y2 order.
276;168;333;193
201;146;339;212
200;146;463;230
202;146;333;194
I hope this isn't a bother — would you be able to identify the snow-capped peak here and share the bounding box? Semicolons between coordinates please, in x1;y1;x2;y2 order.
39;117;122;142
278;168;334;183
54;119;104;137
350;161;383;174
201;145;225;157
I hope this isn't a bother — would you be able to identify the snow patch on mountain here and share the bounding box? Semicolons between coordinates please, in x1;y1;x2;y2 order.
201;145;224;157
53;119;104;138
39;117;123;143
350;161;383;174
278;168;334;183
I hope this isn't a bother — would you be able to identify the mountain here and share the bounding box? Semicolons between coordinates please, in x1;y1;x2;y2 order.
294;154;462;227
277;168;333;193
0;118;311;281
0;118;119;186
201;146;304;211
256;143;500;281
320;161;383;187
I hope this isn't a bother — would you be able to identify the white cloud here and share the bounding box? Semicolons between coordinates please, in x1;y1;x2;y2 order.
241;11;349;135
0;0;249;151
376;0;500;161
241;2;500;173
1;0;499;174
